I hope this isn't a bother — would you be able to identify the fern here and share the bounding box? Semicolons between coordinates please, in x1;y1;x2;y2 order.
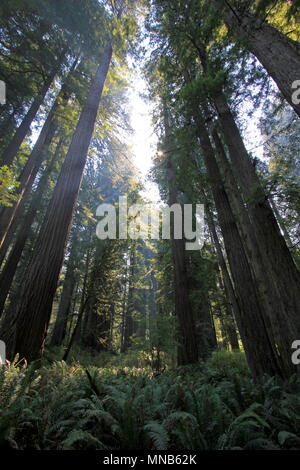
62;429;106;450
1;354;300;450
144;421;169;450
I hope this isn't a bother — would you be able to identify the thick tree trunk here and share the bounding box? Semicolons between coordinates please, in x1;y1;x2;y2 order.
0;55;63;167
0;42;112;362
164;111;199;366
224;311;239;351
194;110;282;380
192;35;300;373
203;193;240;351
211;126;285;363
192;279;217;359
269;196;293;249
213;91;300;376
211;1;300;117
201;188;241;329
187;252;217;359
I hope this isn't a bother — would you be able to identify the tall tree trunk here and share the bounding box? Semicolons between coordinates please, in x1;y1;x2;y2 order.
211;0;300;117
269;195;293;249
0;54;64;167
211;126;298;371
213;91;300;376
191;275;217;360
164;111;199;366
120;268;129;353
186;249;217;359
203;192;240;351
0;42;112;362
201;186;241;332
215;271;240;352
63;297;88;362
63;244;92;361
0;120;58;252
193;43;300;370
122;249;137;353
0;143;59;318
0;137;64;269
72;241;93;350
0;57;78;253
194;110;282;380
49;242;78;347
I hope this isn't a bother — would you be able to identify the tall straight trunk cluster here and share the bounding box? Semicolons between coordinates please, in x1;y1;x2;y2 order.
193;95;300;378
184;36;300;378
0;42;112;362
212;92;300;376
193;110;282;379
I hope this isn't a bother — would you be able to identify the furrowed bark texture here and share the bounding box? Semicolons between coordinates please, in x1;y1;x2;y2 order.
195;111;282;380
164;111;199;366
213;92;300;376
202;191;240;351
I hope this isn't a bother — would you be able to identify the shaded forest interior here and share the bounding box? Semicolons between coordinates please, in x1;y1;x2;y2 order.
0;0;300;451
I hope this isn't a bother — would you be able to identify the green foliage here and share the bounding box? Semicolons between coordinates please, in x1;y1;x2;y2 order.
180;71;227;105
1;352;300;450
0;165;20;206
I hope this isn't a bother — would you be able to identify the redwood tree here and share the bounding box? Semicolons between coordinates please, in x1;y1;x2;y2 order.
1;41;112;361
164;111;199;366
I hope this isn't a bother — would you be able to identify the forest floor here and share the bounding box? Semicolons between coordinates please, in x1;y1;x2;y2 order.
0;350;300;450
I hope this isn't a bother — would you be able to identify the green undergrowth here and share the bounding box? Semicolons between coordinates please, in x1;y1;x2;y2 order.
0;351;300;450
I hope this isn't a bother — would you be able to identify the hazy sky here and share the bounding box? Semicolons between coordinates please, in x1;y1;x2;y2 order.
127;74;161;204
